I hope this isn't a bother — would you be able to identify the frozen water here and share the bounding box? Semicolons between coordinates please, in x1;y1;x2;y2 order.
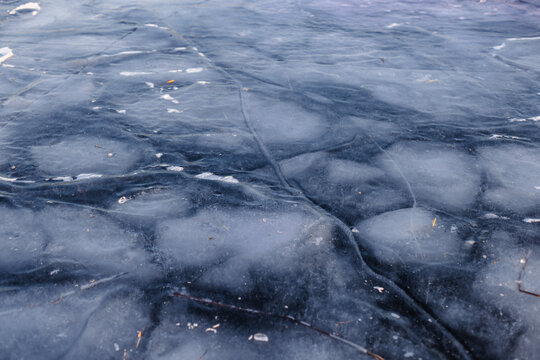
31;136;147;177
377;142;481;211
478;145;540;215
1;0;540;359
0;284;150;360
156;206;331;293
356;207;463;265
0;206;45;272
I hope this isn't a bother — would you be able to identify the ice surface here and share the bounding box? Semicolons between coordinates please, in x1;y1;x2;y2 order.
156;207;331;292
356;207;463;265
478;145;540;215
0;204;157;280
0;206;45;272
31;136;147;177
0;284;149;360
1;0;540;359
377;142;481;211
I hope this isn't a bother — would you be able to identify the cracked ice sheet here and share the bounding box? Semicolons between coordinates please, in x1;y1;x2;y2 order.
0;204;159;281
0;284;150;360
1;0;540;359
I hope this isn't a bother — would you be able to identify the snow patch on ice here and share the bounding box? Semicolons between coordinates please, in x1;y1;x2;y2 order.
9;2;40;15
120;71;152;76
195;172;239;184
0;47;13;64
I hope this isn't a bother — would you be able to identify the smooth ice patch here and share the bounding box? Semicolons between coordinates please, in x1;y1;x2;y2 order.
112;189;191;218
0;285;149;359
377;142;480;211
156;208;329;291
478;145;540;214
356;208;462;264
31;136;144;176
39;206;156;278
0;206;45;272
326;158;385;185
246;94;327;145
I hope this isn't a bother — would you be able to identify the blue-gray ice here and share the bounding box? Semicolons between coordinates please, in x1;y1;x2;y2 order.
1;1;540;359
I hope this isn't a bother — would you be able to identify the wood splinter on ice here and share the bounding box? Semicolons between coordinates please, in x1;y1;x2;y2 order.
136;329;143;348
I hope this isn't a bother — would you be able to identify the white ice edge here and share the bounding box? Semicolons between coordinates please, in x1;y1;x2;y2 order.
103;51;145;57
161;94;179;104
76;173;104;180
195;172;239;184
120;71;152;76
489;134;527;140
9;2;40;15
0;176;17;182
507;36;540;41
166;166;184;172
186;67;203;73
0;175;35;183
509;115;540;123
0;47;13;64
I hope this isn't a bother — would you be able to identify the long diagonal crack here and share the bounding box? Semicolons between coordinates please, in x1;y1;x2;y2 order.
155;22;472;360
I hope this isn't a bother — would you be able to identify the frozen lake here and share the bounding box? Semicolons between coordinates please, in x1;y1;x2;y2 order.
1;1;539;359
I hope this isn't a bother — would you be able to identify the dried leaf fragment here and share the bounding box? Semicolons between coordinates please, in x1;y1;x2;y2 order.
136;329;143;348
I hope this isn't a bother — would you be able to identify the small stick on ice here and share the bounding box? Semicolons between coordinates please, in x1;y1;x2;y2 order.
517;250;540;298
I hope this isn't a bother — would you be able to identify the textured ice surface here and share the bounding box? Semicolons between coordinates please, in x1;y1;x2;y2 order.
0;285;149;360
377;142;481;211
356;208;463;265
157;206;330;292
0;204;157;280
479;145;540;214
31;137;147;176
1;0;540;359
